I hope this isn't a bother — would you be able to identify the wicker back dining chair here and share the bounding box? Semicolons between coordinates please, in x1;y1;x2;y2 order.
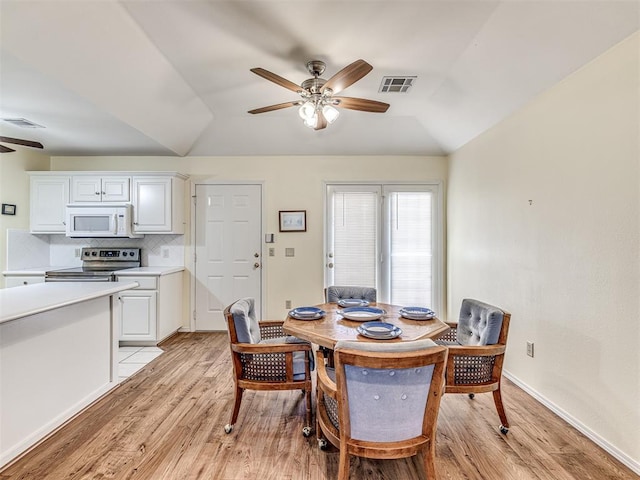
325;286;377;303
223;298;313;436
435;298;511;433
316;339;447;480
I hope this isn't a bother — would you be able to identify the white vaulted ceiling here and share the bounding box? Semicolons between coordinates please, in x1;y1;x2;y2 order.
0;1;638;157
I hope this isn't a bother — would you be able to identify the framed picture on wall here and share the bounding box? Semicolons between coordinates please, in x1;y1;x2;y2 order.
1;204;16;215
279;210;306;232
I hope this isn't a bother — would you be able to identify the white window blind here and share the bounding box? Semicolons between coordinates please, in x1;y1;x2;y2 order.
331;190;378;288
388;191;433;306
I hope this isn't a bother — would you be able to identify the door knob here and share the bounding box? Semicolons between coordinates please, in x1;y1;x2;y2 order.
254;262;260;269
328;262;334;268
254;253;260;258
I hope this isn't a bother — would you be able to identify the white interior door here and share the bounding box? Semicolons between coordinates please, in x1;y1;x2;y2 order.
194;184;262;330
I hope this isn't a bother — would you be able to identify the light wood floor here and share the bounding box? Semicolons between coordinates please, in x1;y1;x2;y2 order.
1;333;636;480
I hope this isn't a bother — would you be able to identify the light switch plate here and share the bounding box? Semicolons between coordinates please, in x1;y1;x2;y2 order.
285;248;295;257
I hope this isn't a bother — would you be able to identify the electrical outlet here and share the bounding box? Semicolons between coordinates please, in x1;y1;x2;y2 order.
269;247;275;257
285;300;292;309
74;248;81;258
526;341;534;358
162;247;170;259
285;248;295;257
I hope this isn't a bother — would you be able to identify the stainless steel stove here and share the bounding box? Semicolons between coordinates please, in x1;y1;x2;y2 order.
45;247;141;282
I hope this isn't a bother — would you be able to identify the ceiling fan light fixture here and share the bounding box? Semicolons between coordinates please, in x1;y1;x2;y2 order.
322;104;340;124
298;101;316;120
303;113;318;129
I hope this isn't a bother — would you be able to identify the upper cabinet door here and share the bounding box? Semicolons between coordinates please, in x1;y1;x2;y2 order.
132;176;185;234
71;176;130;203
71;176;102;202
30;176;70;233
101;177;130;202
133;177;172;232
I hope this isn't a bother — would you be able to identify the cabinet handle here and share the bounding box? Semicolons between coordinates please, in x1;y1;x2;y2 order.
95;191;100;195
102;191;106;195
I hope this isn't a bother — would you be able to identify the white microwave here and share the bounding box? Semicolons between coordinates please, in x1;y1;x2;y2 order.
66;204;143;238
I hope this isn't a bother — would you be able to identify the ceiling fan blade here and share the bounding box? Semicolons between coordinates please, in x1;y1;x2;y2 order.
314;111;328;130
333;97;390;113
0;144;16;153
250;68;301;93
248;101;299;114
322;60;373;94
0;136;44;149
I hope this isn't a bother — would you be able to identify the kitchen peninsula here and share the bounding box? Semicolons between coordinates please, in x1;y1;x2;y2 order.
0;281;138;468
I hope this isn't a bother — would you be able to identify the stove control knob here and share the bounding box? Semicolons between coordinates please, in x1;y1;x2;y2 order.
91;251;97;256
84;252;90;256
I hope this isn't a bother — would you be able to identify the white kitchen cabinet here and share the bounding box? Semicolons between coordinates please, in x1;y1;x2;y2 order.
117;272;183;345
29;175;70;233
71;176;130;203
4;275;46;288
118;290;157;341
132;175;185;234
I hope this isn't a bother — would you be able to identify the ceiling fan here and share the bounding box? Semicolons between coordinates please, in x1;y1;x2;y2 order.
248;59;389;130
0;136;44;154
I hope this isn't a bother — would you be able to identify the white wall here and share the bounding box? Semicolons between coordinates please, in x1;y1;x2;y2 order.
448;32;639;469
0;149;50;287
51;155;447;320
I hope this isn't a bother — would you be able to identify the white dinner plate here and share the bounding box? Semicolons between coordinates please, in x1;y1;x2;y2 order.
339;307;385;321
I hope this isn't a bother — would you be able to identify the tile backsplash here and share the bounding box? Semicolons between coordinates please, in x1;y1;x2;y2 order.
6;229;185;269
5;230;50;270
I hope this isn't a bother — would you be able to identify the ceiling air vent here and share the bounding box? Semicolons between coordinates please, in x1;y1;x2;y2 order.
2;118;45;128
379;76;416;93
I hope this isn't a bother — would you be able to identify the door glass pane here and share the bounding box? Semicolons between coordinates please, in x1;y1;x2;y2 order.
331;191;378;287
388;191;432;306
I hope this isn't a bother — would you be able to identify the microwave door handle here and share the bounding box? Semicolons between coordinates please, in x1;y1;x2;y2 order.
112;214;118;234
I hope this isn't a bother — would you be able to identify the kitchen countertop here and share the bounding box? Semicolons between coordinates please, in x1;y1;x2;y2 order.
3;266;184;276
0;281;139;324
2;267;71;275
115;266;184;276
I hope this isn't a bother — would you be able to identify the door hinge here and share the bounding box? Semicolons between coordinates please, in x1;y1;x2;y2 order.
193;252;197;263
192;195;197;205
193;310;197;320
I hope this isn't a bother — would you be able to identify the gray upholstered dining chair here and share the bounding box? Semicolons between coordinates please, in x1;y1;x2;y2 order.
325;285;377;303
316;339;448;480
435;298;512;434
223;298;313;436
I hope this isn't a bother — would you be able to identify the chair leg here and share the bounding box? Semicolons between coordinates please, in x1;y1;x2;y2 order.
422;442;437;479
338;446;350;480
304;385;313;435
492;387;509;433
225;386;244;433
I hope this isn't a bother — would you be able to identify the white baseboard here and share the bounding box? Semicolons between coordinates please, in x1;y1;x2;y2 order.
503;370;640;475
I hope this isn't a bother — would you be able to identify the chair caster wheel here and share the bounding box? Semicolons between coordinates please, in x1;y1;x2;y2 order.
302;426;312;437
224;424;233;434
499;425;509;434
318;439;328;450
468;393;475;399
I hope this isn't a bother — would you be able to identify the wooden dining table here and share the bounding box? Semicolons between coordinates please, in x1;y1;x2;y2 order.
283;302;449;350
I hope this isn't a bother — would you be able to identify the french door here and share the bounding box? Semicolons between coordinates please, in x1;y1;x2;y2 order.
325;183;443;313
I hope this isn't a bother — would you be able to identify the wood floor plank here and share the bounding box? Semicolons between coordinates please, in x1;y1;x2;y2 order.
1;333;636;480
